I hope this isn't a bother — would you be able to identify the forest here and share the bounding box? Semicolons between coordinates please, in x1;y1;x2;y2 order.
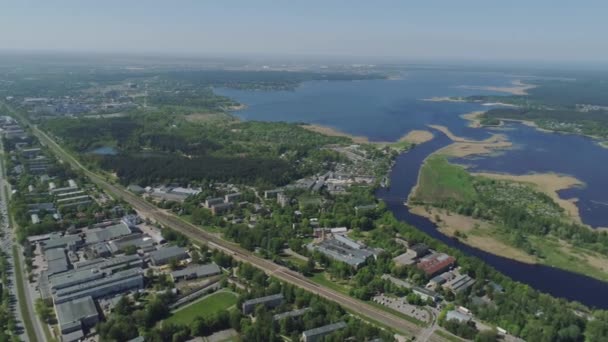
481;108;608;138
41;111;350;187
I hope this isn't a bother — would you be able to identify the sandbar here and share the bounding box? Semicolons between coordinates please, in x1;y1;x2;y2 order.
301;124;434;147
421;96;466;103
429;124;512;158
399;130;434;144
300;124;371;144
457;79;536;95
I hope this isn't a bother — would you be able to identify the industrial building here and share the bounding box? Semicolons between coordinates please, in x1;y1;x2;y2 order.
84;222;132;244
55;296;99;341
170;263;221;282
417;253;456;276
444;273;476;294
107;233;155;253
412;286;441;302
307;235;374;268
45;247;70;276
302;321;347;342
242;293;284;314
41;234;83;251
149;245;189;266
53;268;144;304
446;310;473;323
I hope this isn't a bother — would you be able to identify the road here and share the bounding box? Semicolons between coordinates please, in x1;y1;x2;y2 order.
8;106;423;337
0;138;45;342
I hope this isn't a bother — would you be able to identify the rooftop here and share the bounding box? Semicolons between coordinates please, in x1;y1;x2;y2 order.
171;263;221;279
243;293;284;307
85;222;132;244
149;245;189;264
55;296;98;330
302;321;347;338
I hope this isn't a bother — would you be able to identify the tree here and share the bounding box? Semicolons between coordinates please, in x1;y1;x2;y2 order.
168;257;180;271
475;330;498;342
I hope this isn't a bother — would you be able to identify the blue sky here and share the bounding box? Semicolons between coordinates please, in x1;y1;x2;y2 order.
1;0;606;62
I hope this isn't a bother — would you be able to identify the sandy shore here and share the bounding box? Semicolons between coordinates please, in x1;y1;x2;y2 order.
301;124;434;146
409;206;537;263
457;79;536;96
429;124;512;158
399;130;434;144
301;124;371;144
473;172;585;225
460;111;484;128
421;96;466;103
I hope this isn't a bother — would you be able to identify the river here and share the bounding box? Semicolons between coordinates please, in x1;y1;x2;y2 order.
216;69;608;308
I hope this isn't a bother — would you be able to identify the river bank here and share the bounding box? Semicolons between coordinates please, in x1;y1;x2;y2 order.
301;123;434;146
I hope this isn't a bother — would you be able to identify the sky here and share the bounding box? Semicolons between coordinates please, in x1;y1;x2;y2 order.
1;0;607;63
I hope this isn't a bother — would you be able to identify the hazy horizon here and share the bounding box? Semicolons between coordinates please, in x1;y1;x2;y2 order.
2;1;607;65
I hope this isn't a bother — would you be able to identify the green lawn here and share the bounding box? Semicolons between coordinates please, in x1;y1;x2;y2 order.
310;272;350;295
165;291;238;326
413;155;477;203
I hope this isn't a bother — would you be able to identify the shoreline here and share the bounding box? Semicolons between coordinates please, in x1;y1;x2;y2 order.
456;79;537;96
301;123;434;146
408;205;538;264
428;124;512;158
421;96;466;103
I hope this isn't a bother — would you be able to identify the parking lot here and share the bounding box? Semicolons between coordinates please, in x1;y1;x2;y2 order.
373;294;431;324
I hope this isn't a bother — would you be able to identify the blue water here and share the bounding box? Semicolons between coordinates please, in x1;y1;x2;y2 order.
217;70;504;141
89;146;118;155
216;69;608;308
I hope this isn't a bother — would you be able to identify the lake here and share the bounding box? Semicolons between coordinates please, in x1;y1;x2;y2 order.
88;146;118;155
216;69;608;308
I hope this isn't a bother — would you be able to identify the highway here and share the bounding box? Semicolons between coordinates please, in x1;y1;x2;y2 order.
0;139;45;342
10;106;422;337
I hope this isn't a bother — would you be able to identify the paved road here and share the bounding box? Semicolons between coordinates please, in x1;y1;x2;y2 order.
10;107;422;337
0;139;45;342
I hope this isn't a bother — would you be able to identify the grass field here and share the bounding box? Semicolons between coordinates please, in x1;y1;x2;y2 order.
165;291;238;326
310;272;351;295
413;155;477;203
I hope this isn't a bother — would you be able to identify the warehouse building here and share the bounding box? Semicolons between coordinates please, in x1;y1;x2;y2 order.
55;296;99;341
170;263;221;282
53;268;144;304
45;247;70;276
444;273;476;294
149;245;189;266
41;234;83;251
107;233;155;253
417;253;456;276
85;222;132;244
242;293;284;314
